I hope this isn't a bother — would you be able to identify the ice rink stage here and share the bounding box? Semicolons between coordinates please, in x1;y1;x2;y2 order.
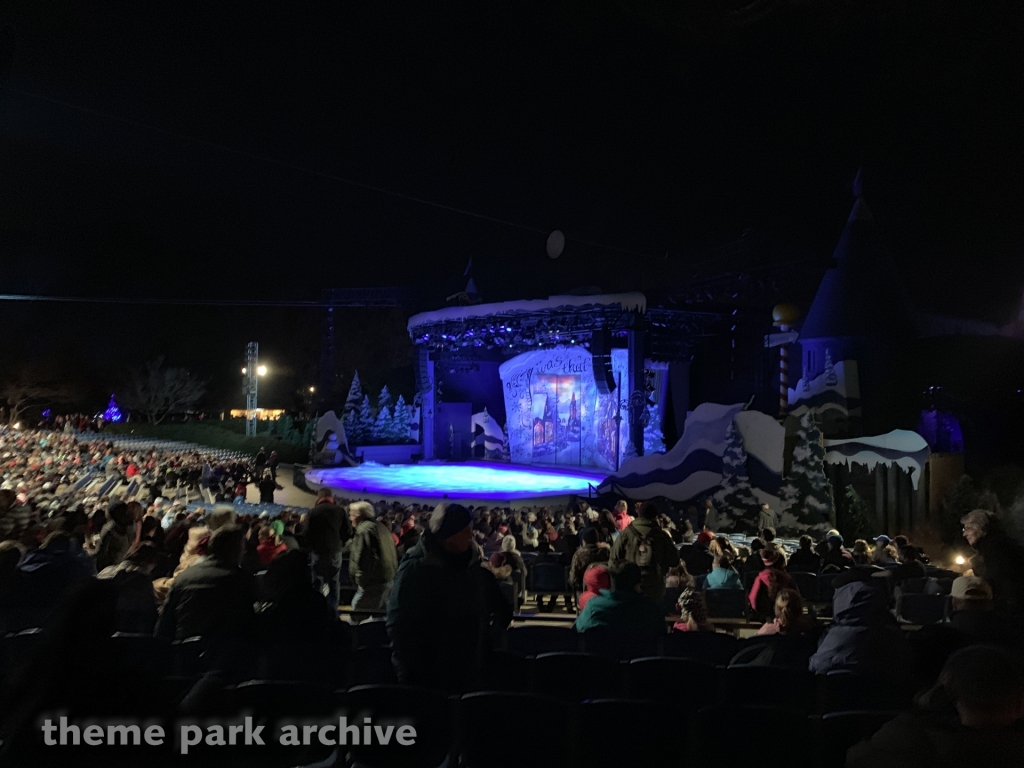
304;461;606;508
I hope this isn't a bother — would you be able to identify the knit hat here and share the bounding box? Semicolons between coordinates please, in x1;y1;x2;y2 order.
695;530;714;546
761;544;781;565
875;535;891;546
270;519;285;538
429;503;471;541
488;552;508;569
827;533;845;547
951;576;992;602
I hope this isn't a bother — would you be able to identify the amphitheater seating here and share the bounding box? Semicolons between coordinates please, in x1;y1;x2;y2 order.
723;664;817;713
457;692;570;768
353;617;390;648
505;624;579;655
343;684;454;768
624;656;717;706
531;652;621;701
818;711;900;768
897;593;950;625
703;588;748;619
662;629;740;665
578;628;662;660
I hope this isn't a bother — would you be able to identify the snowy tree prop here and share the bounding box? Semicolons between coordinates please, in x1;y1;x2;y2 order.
357;395;375;445
390;394;410;442
713;420;761;532
778;412;835;532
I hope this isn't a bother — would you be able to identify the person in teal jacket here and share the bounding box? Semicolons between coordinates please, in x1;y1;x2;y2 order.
705;553;743;590
575;561;666;636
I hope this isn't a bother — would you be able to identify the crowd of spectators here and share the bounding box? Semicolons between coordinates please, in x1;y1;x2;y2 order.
1;426;1023;764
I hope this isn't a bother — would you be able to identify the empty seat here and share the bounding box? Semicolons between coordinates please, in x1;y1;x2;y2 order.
344;684;453;768
458;692;570;768
350;644;399;686
625;657;717;707
353;617;391;648
896;593;948;625
574;699;678;767
818;671;915;713
527;561;571;596
818;710;900;768
505;624;579;655
578;629;663;660
473;649;531;693
110;633;173;674
531;652;621;701
698;705;812;768
662;631;740;666
703;589;749;619
789;571;818;602
817;573;839;605
723;665;816;713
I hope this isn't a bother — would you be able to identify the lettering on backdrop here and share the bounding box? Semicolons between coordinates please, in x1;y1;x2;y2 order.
533;355;590;375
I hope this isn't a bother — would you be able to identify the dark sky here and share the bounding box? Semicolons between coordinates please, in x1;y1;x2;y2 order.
1;1;1023;410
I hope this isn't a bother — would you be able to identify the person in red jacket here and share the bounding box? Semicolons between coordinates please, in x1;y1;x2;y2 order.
578;564;611;610
748;544;795;619
256;525;286;565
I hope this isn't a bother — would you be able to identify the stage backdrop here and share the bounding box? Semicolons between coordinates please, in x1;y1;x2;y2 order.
499;347;632;470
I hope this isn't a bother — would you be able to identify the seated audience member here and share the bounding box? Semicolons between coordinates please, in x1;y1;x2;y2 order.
871;535;898;565
809;580;912;677
156;524;256;643
821;534;854;571
94;500;134;572
10;532;95;631
575;561;665;636
961;508;1024;617
680;535;714;576
673;587;714;633
257;549;337;644
847;645;1024;767
756;588;809;636
748;544;795;619
570;527;611;593
760;527;777;545
96;541;159;634
743;538;767;574
664;563;695;590
852;539;872;565
706;552;743;590
892;545;928;587
256;525;287;565
577;564;611;611
786;535;821;573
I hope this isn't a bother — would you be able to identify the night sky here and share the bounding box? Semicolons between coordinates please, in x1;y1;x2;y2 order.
1;2;1022;411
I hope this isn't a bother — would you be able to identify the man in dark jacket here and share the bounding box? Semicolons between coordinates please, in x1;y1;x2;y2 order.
962;508;1024;617
808;580;912;677
156;524;255;642
610;501;680;601
348;501;399;611
386;502;511;693
94;500;134;572
303;489;353;612
569;527;610;593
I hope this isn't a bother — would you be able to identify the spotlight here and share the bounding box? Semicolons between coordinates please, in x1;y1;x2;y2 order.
257;365;267;376
955;555;965;566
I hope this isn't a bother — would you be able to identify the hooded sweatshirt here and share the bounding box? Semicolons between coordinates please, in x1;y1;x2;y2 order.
578;565;611;610
808;581;912;676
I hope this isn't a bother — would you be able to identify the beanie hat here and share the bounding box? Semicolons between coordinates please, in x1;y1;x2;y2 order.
695;530;714;546
429;503;471;541
270;519;285;538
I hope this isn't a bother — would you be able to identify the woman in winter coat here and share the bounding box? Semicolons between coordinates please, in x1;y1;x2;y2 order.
748;545;795;619
706;552;743;590
94;501;134;572
577;564;611;611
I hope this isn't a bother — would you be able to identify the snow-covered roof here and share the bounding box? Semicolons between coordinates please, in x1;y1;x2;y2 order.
408;292;647;331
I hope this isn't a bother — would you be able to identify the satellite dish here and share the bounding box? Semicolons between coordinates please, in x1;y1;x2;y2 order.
546;230;565;259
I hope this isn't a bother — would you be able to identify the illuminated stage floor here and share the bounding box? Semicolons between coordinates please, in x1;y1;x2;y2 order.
305;461;607;507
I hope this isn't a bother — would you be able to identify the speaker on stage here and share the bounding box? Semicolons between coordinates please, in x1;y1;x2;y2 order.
591;329;616;395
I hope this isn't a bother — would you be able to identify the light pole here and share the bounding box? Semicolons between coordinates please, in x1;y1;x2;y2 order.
243;342;267;437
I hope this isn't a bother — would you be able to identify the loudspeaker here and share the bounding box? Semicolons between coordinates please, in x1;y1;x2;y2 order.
591;329;616;395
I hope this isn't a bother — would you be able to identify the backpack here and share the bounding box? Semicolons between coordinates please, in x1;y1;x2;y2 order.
634;528;655;572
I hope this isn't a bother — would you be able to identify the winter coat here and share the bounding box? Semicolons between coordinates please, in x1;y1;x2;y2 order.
611;518;681;600
304;501;353;557
748;566;795;616
575;588;666;636
612;511;632;533
971;530;1024;616
256;539;287;566
577;565;611;611
757;506;779;532
94;521;132;572
570;543;611;592
786;549;821;574
386;534;512;693
808;581;912;676
155;559;256;642
349;518;399;589
705;566;743;590
97;561;158;634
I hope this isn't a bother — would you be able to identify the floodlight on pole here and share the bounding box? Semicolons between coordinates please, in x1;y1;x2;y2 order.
244;342;259;437
257;365;267;376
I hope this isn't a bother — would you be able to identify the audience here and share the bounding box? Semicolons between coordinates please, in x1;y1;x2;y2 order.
575;561;665;636
611;501;680;601
577;563;611;610
786;534;821;573
748;544;796;619
962;508;1024;618
348;500;399;611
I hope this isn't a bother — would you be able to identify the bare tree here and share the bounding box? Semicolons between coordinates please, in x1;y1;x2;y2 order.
121;357;208;424
0;380;65;426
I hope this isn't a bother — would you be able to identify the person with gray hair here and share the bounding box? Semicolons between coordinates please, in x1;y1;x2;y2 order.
348;500;399;612
961;508;1024;617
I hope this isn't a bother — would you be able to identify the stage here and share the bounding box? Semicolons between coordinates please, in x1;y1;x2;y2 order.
304;461;607;508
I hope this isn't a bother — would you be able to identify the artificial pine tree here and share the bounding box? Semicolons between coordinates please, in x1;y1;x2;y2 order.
839;485;873;542
779;412;835;531
372;403;392;443
713;420;761;532
356;395;374;445
390;394;409;442
377;385;393;414
342;373;364;440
